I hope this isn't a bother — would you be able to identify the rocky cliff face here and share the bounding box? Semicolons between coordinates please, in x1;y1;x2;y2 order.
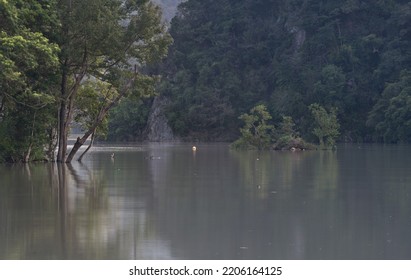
152;0;183;22
145;96;177;141
142;1;184;142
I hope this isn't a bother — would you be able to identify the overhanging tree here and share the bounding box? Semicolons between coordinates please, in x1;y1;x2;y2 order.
56;0;171;162
0;0;60;162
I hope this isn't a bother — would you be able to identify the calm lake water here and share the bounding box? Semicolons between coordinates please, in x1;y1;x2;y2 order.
1;143;411;259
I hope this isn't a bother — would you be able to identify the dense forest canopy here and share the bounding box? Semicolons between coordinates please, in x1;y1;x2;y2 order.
159;0;410;142
0;0;410;162
0;0;170;162
0;0;60;162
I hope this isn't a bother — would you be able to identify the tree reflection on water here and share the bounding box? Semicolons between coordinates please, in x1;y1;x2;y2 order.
1;144;411;259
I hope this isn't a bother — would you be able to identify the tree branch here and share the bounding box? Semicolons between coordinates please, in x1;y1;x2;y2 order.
65;72;137;163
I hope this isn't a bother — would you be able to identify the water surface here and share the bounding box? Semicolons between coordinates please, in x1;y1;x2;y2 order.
1;143;411;259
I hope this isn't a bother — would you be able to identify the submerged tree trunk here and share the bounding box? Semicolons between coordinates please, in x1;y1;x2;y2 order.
66;135;90;163
23;111;37;163
23;145;32;163
57;62;69;162
65;75;136;163
77;130;96;162
65;95;121;163
57;101;67;162
46;127;58;161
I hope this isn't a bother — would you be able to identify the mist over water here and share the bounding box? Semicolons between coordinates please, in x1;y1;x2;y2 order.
1;143;411;259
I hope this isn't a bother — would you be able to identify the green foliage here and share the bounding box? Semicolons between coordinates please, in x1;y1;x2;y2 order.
0;102;56;162
278;116;297;138
162;0;283;139
75;80;119;139
0;0;172;162
0;0;60;162
273;115;309;150
58;0;171;89
232;105;316;150
2;0;411;154
108;98;151;141
309;104;340;149
273;115;316;150
367;71;411;143
313;65;346;107
55;0;172;161
231;105;274;150
0;0;59;95
161;0;411;143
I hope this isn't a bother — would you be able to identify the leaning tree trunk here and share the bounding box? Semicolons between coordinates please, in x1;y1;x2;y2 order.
65;95;120;163
66;132;94;163
66;81;132;163
77;129;96;162
57;61;69;162
57;100;68;162
65;75;136;163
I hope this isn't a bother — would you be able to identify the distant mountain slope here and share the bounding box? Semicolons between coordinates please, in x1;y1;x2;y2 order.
159;0;411;143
